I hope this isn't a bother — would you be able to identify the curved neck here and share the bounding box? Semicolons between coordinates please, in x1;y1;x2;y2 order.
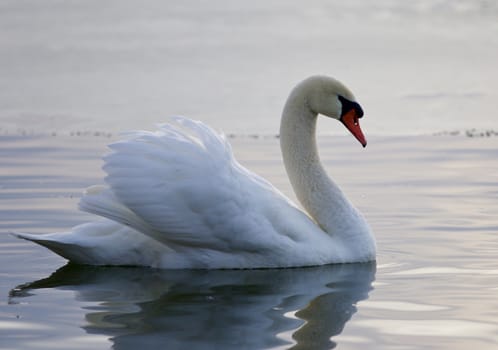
279;92;353;236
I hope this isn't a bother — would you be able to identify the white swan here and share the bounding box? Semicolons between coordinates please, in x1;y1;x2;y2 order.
14;76;376;269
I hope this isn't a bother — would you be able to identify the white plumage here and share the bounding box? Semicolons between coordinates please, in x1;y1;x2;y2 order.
14;76;376;269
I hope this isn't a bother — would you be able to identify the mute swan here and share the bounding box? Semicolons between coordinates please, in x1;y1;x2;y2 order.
14;76;376;269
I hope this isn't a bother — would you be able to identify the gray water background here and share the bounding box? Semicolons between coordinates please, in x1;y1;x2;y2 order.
0;0;497;136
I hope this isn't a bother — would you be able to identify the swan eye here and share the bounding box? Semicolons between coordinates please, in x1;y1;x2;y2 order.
338;96;364;119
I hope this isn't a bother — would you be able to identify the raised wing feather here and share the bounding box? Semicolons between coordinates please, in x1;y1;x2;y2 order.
91;117;305;252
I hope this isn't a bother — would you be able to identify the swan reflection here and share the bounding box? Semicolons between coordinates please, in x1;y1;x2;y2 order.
11;263;375;349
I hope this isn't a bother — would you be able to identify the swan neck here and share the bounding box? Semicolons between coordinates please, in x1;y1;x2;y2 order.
280;93;350;234
280;98;319;166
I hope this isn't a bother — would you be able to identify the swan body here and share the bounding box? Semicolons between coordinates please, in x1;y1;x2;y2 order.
14;76;376;269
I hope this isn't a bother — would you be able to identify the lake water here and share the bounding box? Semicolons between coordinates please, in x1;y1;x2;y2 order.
1;1;498;349
1;134;498;349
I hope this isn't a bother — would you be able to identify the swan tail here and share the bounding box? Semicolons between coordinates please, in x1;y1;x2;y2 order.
12;231;96;263
12;185;175;265
12;221;174;266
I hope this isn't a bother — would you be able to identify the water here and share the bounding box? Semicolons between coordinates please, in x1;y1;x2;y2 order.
2;1;498;349
1;134;498;349
0;0;497;135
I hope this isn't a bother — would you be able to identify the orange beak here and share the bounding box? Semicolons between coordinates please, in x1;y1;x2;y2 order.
340;109;367;147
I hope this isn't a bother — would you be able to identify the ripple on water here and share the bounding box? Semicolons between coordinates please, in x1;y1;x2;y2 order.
354;319;498;343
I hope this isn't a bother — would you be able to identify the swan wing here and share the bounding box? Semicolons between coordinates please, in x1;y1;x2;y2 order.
83;117;313;254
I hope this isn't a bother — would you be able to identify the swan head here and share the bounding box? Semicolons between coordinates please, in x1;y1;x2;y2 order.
303;76;367;147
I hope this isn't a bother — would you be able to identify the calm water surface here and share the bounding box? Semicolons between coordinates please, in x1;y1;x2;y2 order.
1;134;498;349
